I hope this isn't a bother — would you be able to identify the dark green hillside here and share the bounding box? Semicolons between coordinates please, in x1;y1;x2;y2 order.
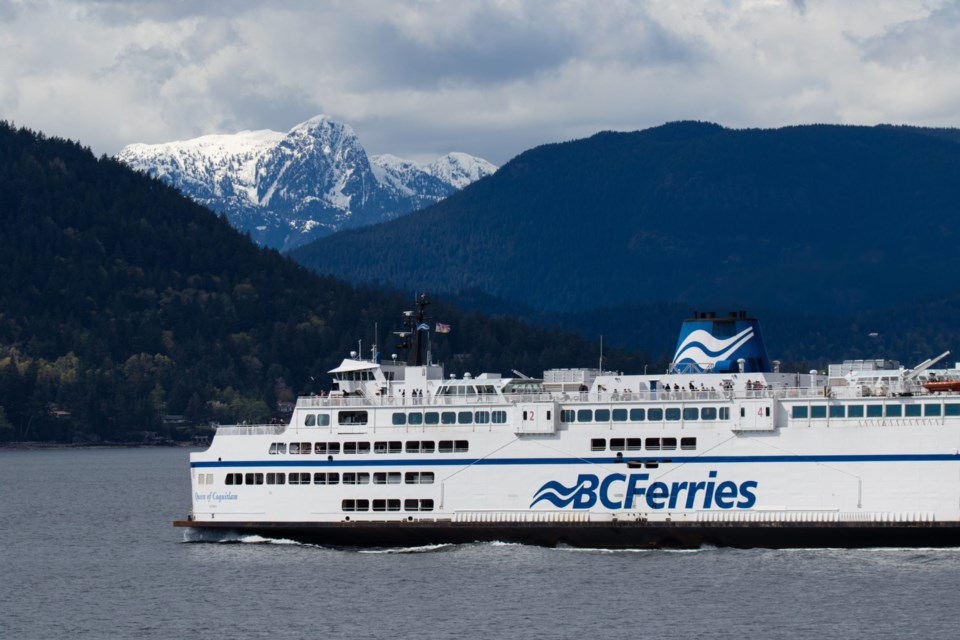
0;123;641;443
293;122;960;314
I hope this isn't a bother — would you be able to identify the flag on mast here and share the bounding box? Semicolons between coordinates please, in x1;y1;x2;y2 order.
435;322;451;334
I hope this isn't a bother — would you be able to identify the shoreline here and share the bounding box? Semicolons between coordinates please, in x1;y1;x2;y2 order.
0;441;200;450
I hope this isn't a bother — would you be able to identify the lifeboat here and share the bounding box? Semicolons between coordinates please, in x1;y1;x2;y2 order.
923;380;960;393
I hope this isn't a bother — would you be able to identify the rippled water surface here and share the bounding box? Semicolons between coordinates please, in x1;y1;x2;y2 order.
2;448;959;639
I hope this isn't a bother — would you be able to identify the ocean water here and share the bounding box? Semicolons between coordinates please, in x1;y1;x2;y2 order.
2;447;959;640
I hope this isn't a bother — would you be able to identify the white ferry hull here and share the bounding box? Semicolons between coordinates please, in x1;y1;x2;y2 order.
175;307;960;549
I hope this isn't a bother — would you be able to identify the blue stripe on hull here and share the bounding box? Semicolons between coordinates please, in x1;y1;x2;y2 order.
192;453;960;469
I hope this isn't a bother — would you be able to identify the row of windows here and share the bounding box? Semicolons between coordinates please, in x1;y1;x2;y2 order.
269;440;470;455
391;410;509;426
791;403;960;420
560;407;731;423
225;472;435;486
436;384;497;396
303;411;369;427
303;408;513;427
343;499;434;512
590;436;697;452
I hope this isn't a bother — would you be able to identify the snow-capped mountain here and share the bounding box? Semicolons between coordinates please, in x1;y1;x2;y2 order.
117;116;497;251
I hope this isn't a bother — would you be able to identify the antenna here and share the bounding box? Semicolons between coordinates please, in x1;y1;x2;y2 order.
599;335;604;373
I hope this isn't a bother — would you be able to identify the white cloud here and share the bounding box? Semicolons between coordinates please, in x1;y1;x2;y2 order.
1;0;958;164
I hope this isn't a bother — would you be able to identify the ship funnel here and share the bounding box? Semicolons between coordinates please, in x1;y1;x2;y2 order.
670;312;772;374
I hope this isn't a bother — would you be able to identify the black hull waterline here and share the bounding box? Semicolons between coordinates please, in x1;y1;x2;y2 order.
174;520;960;549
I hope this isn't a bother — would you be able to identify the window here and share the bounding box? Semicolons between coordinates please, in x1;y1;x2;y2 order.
342;499;369;512
577;409;593;423
925;404;942;417
408;412;423;425
594;409;611;422
269;442;286;454
225;473;242;485
421;441;435;453
665;408;681;421
647;408;663;421
404;499;434;512
905;405;921;417
719;407;730;420
441;412;456;425
373;472;401;484
314;472;339;485
645;437;661;451
476;411;490;424
458;411;473;424
406;441;420;453
630;408;645;421
681;437;697;451
848;405;865;418
405;472;435;484
811;405;827;419
338;411;368;425
344;442;357;454
289;472;311;485
439;440;453;453
373;499;402;512
374;441;388;454
591;438;606;451
266;472;286;485
829;405;845;418
392;413;406;426
425;412;440;425
945;404;960;417
701;407;717;421
317;414;330;426
682;408;698;421
626;438;642;451
492;411;508;424
662;437;677;451
305;414;316;427
561;410;575;423
289;442;301;454
886;404;902;417
244;473;264;485
866;405;883;418
455;440;468;452
792;406;808;419
610;438;625;451
612;409;628;422
343;472;370;485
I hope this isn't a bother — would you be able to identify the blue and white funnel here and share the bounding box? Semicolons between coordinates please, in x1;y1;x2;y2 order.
671;311;771;374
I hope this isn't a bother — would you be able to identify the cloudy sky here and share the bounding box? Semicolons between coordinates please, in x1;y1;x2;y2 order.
1;0;958;165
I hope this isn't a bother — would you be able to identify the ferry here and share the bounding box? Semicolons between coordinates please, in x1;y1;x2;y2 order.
175;295;960;548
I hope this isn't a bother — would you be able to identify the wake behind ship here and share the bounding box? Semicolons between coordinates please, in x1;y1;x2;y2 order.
175;297;960;548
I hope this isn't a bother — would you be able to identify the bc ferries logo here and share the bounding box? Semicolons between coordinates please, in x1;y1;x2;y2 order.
673;326;754;368
530;472;758;511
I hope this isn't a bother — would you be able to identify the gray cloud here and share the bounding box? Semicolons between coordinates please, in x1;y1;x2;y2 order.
856;3;960;67
2;1;959;165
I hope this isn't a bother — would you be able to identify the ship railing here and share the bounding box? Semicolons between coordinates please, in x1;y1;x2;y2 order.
296;393;505;409
215;424;286;436
293;386;914;410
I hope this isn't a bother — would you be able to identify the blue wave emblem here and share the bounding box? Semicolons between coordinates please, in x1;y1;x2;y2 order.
530;478;591;508
672;327;753;368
